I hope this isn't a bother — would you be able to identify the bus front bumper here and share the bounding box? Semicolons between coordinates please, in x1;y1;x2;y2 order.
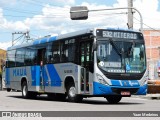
93;82;147;96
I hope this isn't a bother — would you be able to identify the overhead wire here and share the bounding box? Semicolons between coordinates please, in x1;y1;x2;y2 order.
0;13;126;33
134;16;160;32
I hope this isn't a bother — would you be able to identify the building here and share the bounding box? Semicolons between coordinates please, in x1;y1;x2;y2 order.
143;29;160;79
144;29;160;60
0;49;6;73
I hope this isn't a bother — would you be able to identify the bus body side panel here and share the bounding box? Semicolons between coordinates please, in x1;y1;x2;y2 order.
43;63;94;95
51;63;94;95
27;66;41;91
6;67;26;91
44;63;79;94
5;68;10;89
6;66;42;92
43;64;63;93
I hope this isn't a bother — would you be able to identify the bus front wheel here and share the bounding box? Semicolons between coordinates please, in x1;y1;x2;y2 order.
105;95;122;104
22;81;29;98
67;83;83;103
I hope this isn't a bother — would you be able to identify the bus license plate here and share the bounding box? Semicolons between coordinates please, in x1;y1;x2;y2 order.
121;91;130;96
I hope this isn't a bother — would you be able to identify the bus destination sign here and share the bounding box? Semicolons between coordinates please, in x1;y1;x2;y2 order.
96;30;142;40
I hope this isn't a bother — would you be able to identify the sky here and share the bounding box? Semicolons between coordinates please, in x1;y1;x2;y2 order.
0;0;160;50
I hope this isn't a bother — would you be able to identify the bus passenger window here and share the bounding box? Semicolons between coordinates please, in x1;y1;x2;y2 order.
16;49;25;67
52;41;60;63
53;54;60;63
25;48;37;65
46;43;53;63
7;50;16;67
60;41;68;62
60;39;75;62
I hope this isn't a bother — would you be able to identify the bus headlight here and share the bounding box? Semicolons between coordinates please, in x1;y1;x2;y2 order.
142;74;148;85
96;73;108;85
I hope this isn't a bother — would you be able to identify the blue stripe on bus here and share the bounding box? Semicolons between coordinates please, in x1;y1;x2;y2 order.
31;66;40;86
33;40;40;45
40;38;48;44
110;80;121;86
46;64;61;86
111;80;140;87
93;82;113;95
42;66;49;86
5;68;10;85
136;84;147;95
33;36;57;45
49;36;57;42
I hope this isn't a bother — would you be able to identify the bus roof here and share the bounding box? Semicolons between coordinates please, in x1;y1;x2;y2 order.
7;28;140;51
7;28;93;51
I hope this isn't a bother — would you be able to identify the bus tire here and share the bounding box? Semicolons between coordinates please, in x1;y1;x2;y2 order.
105;95;122;104
21;81;37;99
67;83;83;103
7;88;11;92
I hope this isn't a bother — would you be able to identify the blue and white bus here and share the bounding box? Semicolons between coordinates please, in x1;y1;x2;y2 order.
5;28;147;103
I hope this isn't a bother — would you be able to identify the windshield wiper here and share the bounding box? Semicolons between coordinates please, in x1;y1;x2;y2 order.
109;38;122;55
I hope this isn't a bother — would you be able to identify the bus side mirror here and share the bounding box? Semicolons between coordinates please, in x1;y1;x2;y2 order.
70;6;88;20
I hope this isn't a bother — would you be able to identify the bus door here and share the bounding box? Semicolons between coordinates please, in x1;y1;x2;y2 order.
37;48;46;92
80;41;93;94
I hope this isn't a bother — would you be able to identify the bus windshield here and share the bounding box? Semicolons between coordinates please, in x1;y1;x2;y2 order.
97;39;146;74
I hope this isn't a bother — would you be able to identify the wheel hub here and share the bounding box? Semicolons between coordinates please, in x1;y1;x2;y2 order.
23;86;27;96
69;87;76;97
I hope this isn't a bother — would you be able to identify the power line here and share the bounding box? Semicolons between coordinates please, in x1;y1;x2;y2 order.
2;7;41;15
0;11;126;18
134;17;160;32
0;14;68;18
1;3;69;16
0;12;127;35
0;11;127;37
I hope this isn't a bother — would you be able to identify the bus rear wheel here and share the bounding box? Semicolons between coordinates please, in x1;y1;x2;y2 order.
67;83;83;103
22;81;29;98
105;95;122;104
22;81;37;99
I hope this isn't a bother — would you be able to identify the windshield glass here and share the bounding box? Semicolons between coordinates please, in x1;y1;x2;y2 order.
97;39;146;74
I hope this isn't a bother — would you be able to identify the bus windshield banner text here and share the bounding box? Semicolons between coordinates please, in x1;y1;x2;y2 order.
102;31;137;39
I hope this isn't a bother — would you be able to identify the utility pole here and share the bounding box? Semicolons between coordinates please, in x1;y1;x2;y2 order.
127;0;133;29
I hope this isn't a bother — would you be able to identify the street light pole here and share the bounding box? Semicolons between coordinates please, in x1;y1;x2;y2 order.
70;7;143;33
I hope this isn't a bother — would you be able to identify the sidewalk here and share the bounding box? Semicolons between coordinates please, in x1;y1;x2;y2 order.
145;94;160;99
133;94;160;100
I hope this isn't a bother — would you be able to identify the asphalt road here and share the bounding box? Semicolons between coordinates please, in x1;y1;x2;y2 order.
0;90;160;120
0;90;160;111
